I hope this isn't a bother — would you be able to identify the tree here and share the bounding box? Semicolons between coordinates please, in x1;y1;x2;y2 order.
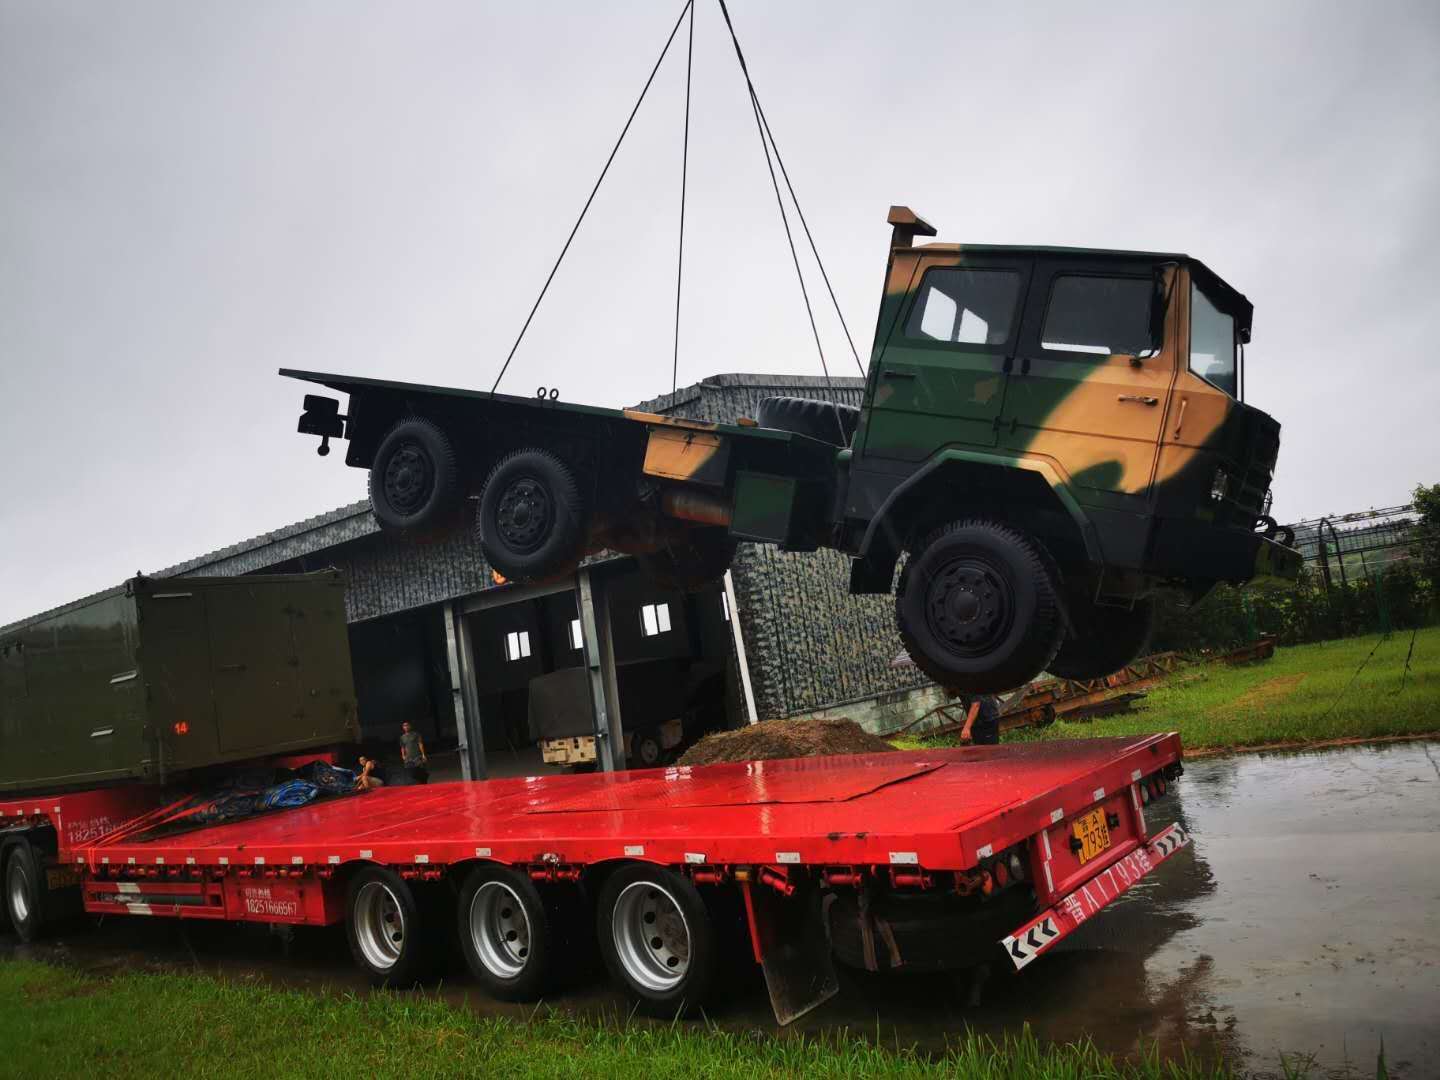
1414;482;1440;586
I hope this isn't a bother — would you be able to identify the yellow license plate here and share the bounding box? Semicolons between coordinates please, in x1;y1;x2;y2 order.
1072;807;1111;864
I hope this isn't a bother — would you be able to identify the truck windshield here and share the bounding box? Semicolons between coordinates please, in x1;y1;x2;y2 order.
1190;282;1238;398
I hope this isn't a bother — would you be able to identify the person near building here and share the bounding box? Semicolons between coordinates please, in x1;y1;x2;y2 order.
959;693;1001;746
399;721;430;784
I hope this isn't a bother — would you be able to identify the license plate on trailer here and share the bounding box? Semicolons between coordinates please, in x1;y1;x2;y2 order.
46;866;81;890
1072;807;1110;864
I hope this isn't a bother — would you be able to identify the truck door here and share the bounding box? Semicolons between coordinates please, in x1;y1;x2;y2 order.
857;256;1032;462
1004;260;1177;499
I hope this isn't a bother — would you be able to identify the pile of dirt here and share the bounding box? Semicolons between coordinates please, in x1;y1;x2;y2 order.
677;716;895;766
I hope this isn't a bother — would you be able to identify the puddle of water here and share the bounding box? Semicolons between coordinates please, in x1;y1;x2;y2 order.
5;741;1437;1075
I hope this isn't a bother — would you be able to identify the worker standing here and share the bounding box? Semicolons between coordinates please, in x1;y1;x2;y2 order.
959;694;1001;746
399;721;430;784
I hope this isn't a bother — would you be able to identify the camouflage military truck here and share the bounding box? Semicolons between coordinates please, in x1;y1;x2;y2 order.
285;206;1300;693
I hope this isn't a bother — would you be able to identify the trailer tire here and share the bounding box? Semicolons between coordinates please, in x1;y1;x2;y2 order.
344;867;435;988
637;527;738;593
896;518;1065;694
457;866;554;1001
477;449;588;583
3;841;44;944
1047;595;1155;681
369;417;463;540
597;865;716;1017
756;396;860;446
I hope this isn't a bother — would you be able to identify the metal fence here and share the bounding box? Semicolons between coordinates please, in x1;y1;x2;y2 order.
1287;504;1420;588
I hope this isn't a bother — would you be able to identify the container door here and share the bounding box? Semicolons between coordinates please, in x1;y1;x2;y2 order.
858;255;1032;462
1005;261;1177;499
204;584;303;755
138;590;221;772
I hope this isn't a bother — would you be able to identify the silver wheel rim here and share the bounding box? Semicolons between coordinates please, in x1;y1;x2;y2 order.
353;881;405;971
469;881;532;979
7;859;30;924
611;879;690;992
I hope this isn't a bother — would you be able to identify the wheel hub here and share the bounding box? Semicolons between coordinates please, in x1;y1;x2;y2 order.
612;881;690;992
470;881;531;979
353;881;405;971
382;442;435;516
7;861;29;924
496;478;552;552
925;559;1012;656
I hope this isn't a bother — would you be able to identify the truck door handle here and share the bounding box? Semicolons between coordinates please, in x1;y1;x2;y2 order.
1117;395;1158;406
880;369;916;379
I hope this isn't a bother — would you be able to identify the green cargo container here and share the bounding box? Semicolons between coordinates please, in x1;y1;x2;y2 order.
0;571;359;795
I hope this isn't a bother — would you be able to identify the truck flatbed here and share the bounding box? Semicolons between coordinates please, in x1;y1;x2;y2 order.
3;736;1190;1022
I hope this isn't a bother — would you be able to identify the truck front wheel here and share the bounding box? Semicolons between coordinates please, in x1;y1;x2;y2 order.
477;449;588;583
368;417;463;540
598;865;717;1017
896;519;1065;694
1048;595;1155;681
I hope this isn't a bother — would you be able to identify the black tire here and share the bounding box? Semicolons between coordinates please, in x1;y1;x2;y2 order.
756;396;860;446
895;518;1066;694
597;864;717;1018
3;841;44;943
1048;595;1155;681
632;729;664;768
637;527;738;592
477;449;588;583
456;865;553;1001
368;417;462;540
344;866;435;988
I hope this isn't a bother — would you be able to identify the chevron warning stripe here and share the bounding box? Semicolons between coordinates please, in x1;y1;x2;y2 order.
1003;916;1059;968
1151;824;1190;858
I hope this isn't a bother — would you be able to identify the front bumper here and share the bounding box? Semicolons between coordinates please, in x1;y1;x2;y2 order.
1149;518;1303;586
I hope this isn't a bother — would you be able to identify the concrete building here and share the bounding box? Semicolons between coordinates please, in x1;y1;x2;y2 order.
118;374;945;776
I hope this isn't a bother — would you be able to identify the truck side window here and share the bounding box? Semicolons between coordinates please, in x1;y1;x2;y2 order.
1189;282;1237;397
905;268;1020;347
1041;275;1155;357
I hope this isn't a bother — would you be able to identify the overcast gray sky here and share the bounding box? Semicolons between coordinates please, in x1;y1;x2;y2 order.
3;0;1438;625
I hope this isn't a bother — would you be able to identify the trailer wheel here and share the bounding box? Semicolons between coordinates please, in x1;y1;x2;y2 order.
896;518;1065;694
598;865;716;1017
477;449;588;583
368;417;463;540
1047;595;1155;681
457;866;553;1001
3;841;44;943
637;527;738;592
345;867;434;988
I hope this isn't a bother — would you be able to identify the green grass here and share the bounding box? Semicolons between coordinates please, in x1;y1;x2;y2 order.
0;957;1253;1080
896;628;1440;754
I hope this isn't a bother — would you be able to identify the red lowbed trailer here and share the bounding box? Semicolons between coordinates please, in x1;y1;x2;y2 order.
1;735;1189;1023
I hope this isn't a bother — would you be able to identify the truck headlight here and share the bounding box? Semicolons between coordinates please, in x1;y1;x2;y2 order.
1210;467;1229;501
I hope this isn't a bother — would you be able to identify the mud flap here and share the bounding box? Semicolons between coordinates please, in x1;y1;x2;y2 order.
742;879;839;1025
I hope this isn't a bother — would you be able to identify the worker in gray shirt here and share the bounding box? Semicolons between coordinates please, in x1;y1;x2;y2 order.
399;721;429;784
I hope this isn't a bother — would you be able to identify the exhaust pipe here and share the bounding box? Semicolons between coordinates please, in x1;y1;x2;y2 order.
662;489;733;527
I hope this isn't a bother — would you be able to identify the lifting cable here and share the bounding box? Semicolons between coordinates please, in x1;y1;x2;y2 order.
490;0;695;395
671;1;696;396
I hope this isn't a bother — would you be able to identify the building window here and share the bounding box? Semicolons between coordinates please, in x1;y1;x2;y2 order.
1040;275;1156;357
640;602;672;637
568;618;583;650
504;630;531;661
720;593;730;622
905;268;1021;346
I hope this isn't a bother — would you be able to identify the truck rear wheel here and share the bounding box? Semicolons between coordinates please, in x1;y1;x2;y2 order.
598;865;716;1017
756;396;859;446
457;865;553;1001
1048;595;1155;681
3;841;43;943
345;867;435;988
637;527;737;592
477;449;588;583
896;519;1065;694
368;417;463;540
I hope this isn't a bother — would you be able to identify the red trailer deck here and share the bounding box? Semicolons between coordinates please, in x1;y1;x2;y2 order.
2;735;1190;1023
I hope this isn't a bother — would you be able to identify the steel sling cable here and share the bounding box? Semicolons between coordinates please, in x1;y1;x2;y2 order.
716;0;849;445
672;1;696;396
490;0;694;395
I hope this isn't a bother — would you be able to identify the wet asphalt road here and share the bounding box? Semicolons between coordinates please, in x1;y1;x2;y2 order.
4;740;1437;1077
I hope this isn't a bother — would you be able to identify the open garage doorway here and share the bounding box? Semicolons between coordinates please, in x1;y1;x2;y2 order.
461;561;739;778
